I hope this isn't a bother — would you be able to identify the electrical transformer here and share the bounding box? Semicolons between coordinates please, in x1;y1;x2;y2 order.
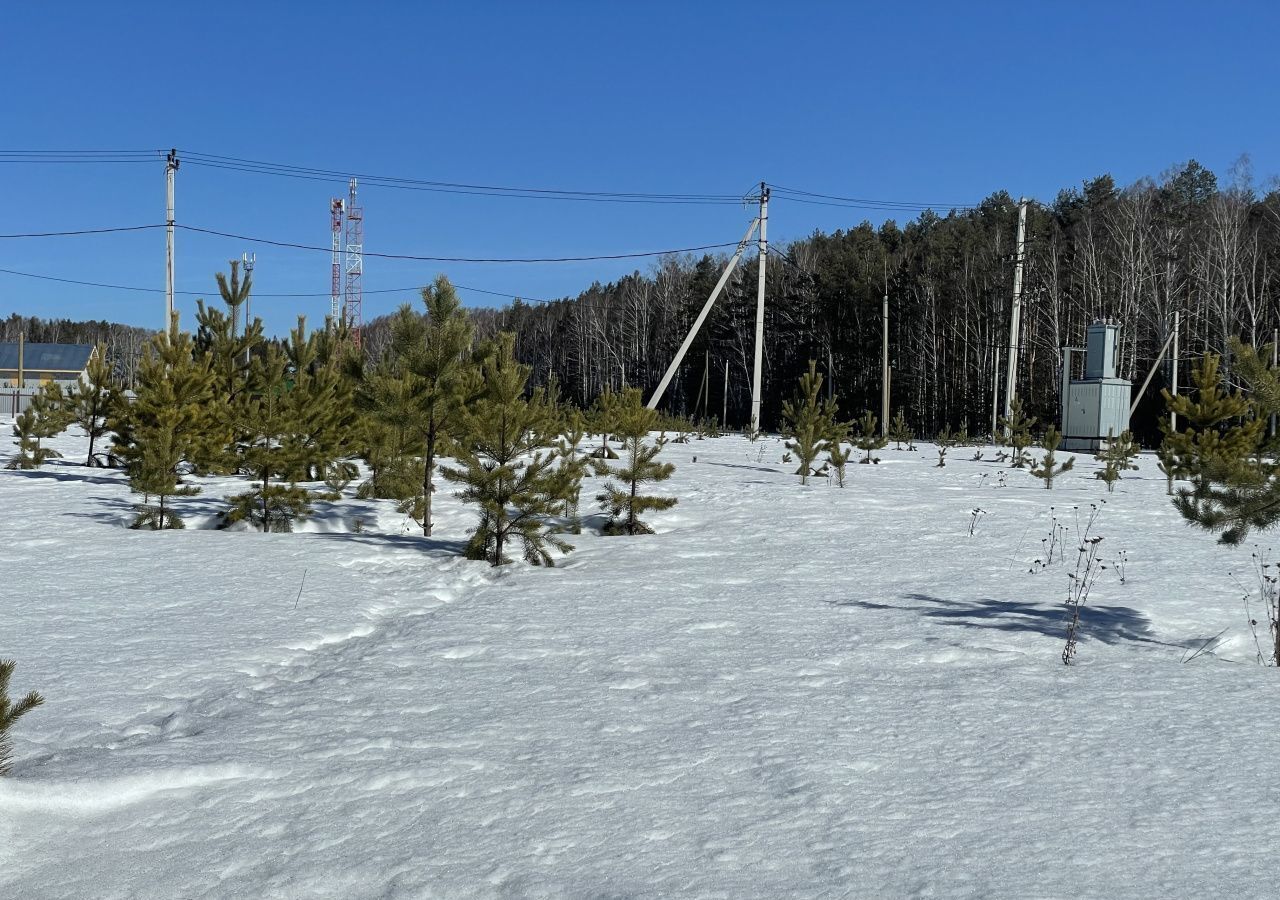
1060;322;1132;451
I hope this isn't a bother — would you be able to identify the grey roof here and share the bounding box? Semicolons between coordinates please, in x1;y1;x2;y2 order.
0;342;94;372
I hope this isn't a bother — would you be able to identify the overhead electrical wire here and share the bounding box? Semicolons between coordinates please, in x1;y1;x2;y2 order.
174;224;741;263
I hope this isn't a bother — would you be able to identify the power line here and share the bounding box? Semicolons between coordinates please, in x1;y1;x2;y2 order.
0;224;166;238
768;183;977;211
0;264;558;303
175;224;740;263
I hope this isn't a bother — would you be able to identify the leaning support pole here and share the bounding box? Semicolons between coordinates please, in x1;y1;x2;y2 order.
750;184;770;435
1003;197;1028;433
646;217;759;411
1130;322;1179;418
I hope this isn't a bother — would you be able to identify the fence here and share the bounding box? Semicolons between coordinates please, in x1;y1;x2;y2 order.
1;390;36;417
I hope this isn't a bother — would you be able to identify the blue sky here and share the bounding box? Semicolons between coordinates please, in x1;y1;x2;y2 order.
3;1;1278;335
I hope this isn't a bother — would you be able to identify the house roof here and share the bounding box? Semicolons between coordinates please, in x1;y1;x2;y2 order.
0;342;95;373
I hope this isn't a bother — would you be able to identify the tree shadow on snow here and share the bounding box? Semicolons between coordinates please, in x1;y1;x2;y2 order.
842;592;1171;647
3;466;124;487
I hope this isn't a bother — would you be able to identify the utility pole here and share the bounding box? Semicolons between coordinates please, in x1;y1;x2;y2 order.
1272;327;1278;440
1003;197;1028;431
881;258;890;436
1170;309;1179;435
165;148;179;333
722;359;729;427
242;252;256;368
750;183;769;435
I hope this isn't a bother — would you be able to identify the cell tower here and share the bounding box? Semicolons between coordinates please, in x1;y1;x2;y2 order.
329;197;344;326
343;178;364;346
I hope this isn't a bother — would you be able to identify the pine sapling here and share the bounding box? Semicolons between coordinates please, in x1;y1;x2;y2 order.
781;361;838;484
935;425;954;467
594;388;678;535
998;396;1037;468
827;436;852;488
853;411;887;464
1094;429;1139;493
0;659;44;776
1031;424;1075;489
887;409;913;450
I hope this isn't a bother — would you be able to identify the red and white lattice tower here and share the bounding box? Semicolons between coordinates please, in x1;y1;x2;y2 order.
343;178;364;346
329;197;344;326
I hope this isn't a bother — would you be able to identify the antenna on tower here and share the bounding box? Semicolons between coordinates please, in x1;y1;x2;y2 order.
343;178;364;347
329;197;345;327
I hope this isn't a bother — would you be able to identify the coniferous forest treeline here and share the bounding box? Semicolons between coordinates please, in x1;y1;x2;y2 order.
10;159;1280;444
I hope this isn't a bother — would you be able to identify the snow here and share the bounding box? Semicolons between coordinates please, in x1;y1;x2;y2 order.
3;425;1280;898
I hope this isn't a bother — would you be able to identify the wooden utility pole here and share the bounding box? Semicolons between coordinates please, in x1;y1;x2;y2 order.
1003;197;1028;431
750;183;769;435
165;149;179;333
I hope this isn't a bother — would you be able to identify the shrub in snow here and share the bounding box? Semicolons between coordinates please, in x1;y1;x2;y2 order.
0;659;43;776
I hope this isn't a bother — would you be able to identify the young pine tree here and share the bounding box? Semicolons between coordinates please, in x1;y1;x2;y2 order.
935;424;955;468
1031;424;1075;489
123;321;213;529
853;411;888;464
1168;348;1277;544
594;388;678;534
0;658;44;777
589;387;621;459
827;428;852;487
781;361;838;483
442;335;577;566
887;409;914;450
224;342;314;533
999;396;1037;468
391;277;476;536
1094;429;1140;493
68;344;117;466
6;382;71;470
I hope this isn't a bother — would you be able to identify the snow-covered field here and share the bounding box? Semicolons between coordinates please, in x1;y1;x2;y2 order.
3;424;1279;899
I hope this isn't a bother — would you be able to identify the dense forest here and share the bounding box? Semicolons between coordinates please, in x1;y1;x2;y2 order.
8;159;1280;444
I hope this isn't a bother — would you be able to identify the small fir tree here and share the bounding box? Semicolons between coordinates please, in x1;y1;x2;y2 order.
557;408;589;531
594;388;678;534
1031;424;1075;489
998;396;1037;468
853;411;888;464
887;410;913;450
442;335;577;566
1094;429;1140;493
0;659;43;777
781;361;838;484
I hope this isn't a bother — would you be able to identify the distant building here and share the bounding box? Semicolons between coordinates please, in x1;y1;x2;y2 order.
0;341;96;390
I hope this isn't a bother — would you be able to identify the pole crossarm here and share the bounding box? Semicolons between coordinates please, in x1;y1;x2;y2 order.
645;217;760;411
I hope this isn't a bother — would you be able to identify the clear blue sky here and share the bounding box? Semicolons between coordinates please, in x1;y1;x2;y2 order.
3;0;1278;335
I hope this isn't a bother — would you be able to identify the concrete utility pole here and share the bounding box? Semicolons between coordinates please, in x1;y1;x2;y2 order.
1170;309;1179;434
1003;197;1028;430
881;258;890;436
165;148;179;333
646;218;759;411
750;183;770;435
722;359;729;427
242;252;256;368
